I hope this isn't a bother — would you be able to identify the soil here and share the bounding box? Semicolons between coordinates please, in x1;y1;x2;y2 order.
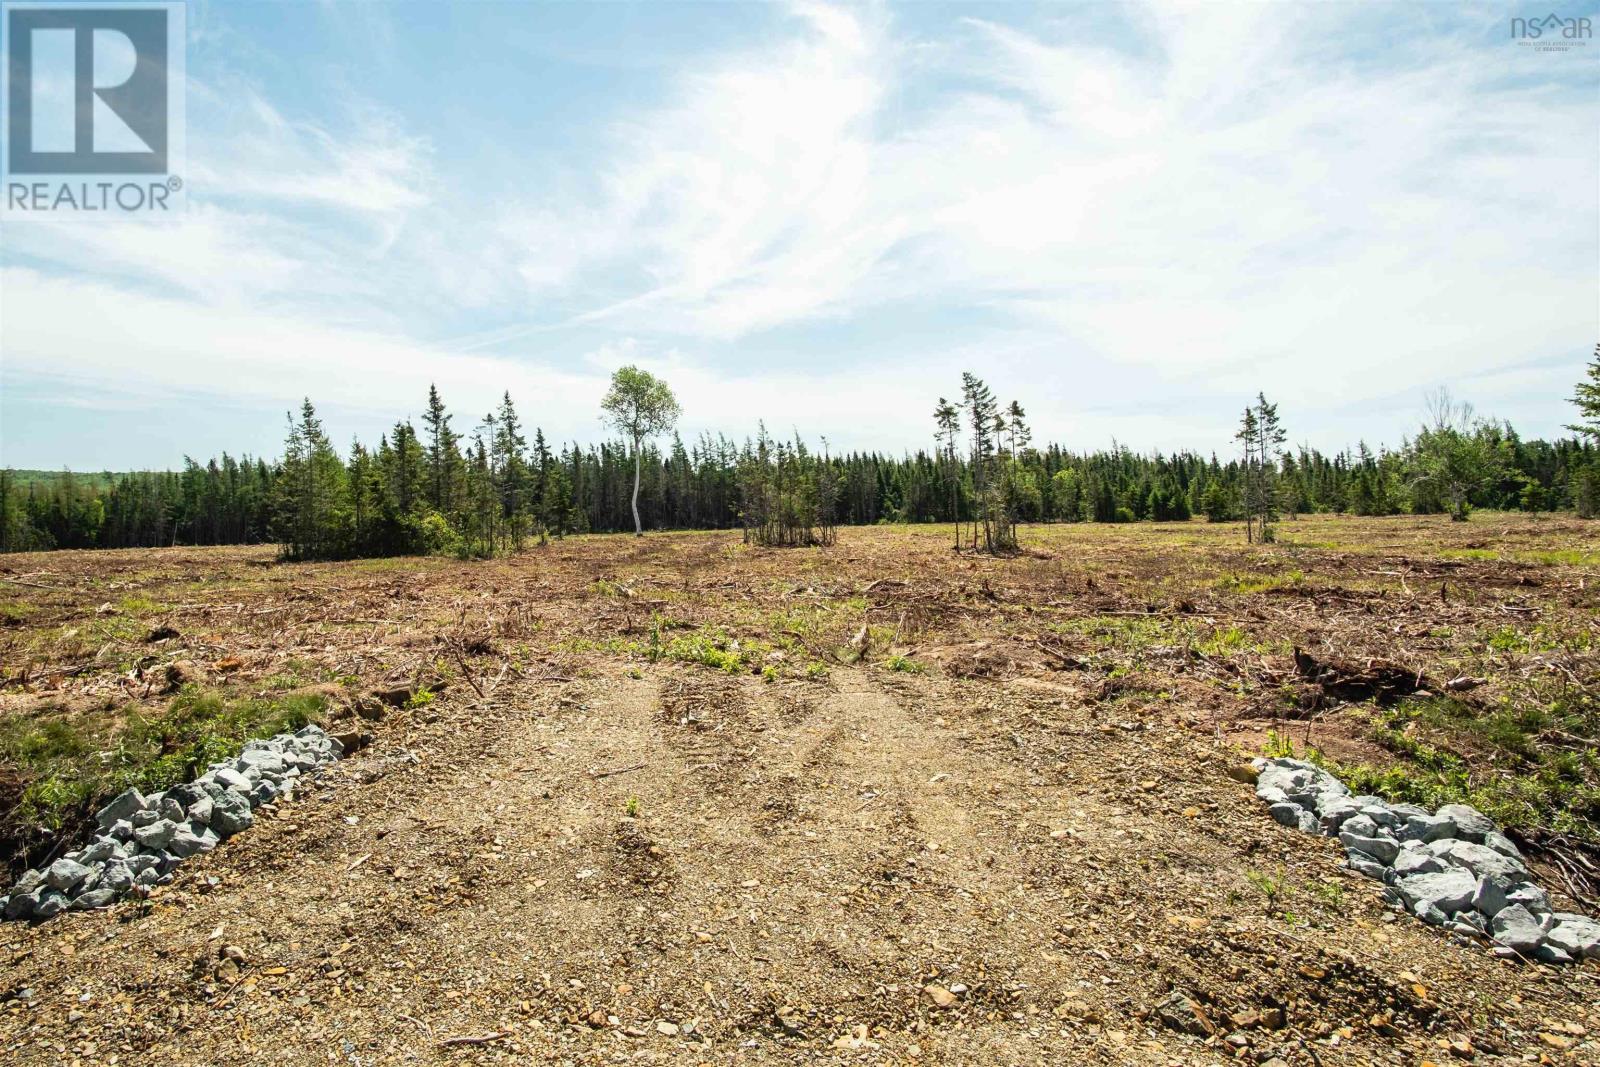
1;515;1597;1064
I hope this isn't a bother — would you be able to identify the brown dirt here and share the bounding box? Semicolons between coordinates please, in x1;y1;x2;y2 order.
1;516;1598;1063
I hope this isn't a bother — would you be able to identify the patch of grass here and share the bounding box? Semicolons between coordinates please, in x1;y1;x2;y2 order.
883;654;925;674
0;599;38;625
0;687;329;832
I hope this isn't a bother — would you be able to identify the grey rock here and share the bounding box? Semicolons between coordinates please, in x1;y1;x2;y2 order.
1391;803;1430;819
1400;813;1455;843
250;780;279;806
157;795;186;823
188;796;214;825
1358;803;1402;829
1413;899;1448;926
95;788;148;829
70;888;116;911
13;868;45;895
1482;831;1522;860
135;866;162;886
1435;804;1495;842
130;809;161;828
1340;813;1378;839
4;891;39;920
1391;845;1445;878
213;767;252;794
1489;904;1544;952
1506;883;1550;915
209;789;253;835
1532;943;1573;965
44;858;93;892
1340;831;1400;865
79;838;118;865
33;889;70;918
1397;869;1477;916
132;818;179;850
1154;990;1215;1037
1345;851;1388;880
1472;875;1512;918
1544;915;1600;959
236;749;285;775
109;819;134;841
167;826;208;859
1317;796;1363;833
124;854;158;874
1428;839;1529;883
99;862;134;893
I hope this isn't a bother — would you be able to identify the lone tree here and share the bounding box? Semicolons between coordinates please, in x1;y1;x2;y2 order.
601;365;681;536
1235;393;1286;543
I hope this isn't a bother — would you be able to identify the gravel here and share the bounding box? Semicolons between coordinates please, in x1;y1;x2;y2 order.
1;725;343;923
1250;756;1599;964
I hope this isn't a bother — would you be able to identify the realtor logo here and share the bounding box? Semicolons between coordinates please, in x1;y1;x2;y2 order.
2;1;186;218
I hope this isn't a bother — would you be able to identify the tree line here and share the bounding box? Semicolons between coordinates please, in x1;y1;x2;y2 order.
4;354;1599;557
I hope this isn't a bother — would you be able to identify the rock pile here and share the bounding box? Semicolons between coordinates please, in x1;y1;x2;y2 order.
2;725;344;921
1254;757;1600;964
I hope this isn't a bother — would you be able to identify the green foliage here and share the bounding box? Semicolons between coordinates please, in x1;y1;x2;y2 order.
883;654;925;674
0;688;328;830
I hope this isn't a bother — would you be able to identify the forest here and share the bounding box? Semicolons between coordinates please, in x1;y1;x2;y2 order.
4;357;1599;559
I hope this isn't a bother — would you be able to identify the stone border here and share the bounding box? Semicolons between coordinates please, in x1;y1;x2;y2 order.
3;725;344;921
1253;757;1598;964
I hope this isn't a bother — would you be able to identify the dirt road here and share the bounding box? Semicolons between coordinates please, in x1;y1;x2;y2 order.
4;659;1596;1064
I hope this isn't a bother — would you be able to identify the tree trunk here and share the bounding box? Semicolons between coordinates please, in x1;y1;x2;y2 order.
631;438;643;536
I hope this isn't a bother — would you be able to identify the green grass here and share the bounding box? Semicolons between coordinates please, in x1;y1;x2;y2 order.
883;654;925;674
1277;690;1600;837
0;687;329;831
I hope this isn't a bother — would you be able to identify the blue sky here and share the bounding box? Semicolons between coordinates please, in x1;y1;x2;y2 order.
1;0;1596;470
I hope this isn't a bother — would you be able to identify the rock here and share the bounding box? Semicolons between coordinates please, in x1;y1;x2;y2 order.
33;889;70;918
237;749;286;775
209;790;254;836
4;892;39;920
95;788;148;829
1428;840;1529;883
1344;851;1388;880
1532;943;1573;965
1391;845;1445;878
157;795;186;823
188;796;214;825
130;809;161;828
1340;813;1378;839
1545;915;1600;959
923;984;958;1009
99;862;134;893
109;819;134;841
1414;900;1448;926
1339;831;1400;865
1472;875;1511;918
1316;796;1363;834
133;819;179;850
167;826;209;859
70;888;116;911
1489;904;1544;953
1482;831;1522;860
1396;869;1477;916
44;859;93;892
1435;804;1495;842
1154;990;1215;1037
79;838;118;865
1400;813;1455;843
1505;883;1550;915
212;767;251;793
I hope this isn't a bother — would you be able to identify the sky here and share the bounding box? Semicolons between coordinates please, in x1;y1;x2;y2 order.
1;0;1596;471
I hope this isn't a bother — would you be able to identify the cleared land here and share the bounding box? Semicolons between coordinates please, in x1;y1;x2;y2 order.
0;514;1597;1064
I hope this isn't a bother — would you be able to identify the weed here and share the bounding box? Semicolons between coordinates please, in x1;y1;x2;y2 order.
884;654;925;674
